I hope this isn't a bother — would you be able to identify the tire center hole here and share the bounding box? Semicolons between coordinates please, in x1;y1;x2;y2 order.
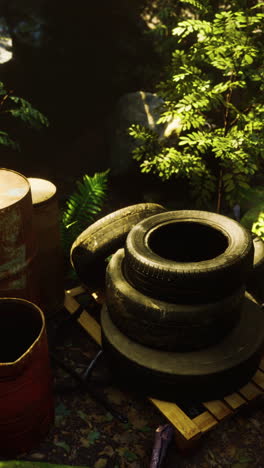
147;221;228;262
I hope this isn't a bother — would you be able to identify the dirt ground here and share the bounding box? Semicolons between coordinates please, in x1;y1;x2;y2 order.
11;293;264;468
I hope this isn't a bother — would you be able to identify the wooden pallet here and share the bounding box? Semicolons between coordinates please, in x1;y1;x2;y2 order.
64;286;264;451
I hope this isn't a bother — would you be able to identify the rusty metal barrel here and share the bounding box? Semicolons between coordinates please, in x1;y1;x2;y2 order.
28;177;65;316
0;168;39;304
0;297;54;456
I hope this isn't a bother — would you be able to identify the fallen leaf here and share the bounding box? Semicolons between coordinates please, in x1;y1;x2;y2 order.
104;412;114;422
77;410;88;422
231;464;250;468
29;453;45;460
88;430;101;443
123;422;133;431
104;387;126;405
0;462;90;468
137;425;152;433
124;450;138;462
94;458;108;468
80;437;90;448
54;441;71;453
113;432;135;444
127;408;149;430
89;413;110;424
225;444;237;458
99;445;115;457
55;402;71;417
134;444;146;458
236;448;254;464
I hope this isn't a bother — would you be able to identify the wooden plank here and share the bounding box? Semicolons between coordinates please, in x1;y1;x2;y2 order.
64;290;200;441
252;369;264;390
92;290;106;305
224;392;246;410
67;285;105;304
64;286;264;451
67;286;86;297
64;292;101;345
149;398;201;441
259;357;264;372
203;400;232;420
193;411;218;433
238;381;263;400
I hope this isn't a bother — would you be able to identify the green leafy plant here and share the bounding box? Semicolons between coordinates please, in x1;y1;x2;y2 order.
252;212;264;240
61;170;109;260
130;0;264;212
0;81;49;149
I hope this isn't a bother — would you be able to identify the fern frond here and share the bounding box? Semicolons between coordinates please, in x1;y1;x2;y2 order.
61;170;109;258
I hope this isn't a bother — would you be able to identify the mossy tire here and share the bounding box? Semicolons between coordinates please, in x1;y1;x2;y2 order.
70;203;166;288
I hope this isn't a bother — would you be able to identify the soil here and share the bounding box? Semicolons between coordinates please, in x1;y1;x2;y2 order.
5;292;264;468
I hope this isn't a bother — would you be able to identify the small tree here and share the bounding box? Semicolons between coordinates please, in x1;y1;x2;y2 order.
130;0;264;212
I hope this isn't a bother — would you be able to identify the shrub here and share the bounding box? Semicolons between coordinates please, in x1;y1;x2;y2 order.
0;81;49;149
130;0;264;212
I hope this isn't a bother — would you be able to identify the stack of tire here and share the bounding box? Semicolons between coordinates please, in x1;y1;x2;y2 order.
71;206;264;402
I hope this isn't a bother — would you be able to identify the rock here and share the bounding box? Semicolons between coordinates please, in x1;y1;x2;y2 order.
0;17;12;64
29;452;45;460
108;91;181;176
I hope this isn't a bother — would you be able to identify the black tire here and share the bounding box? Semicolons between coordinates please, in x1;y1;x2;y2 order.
246;236;264;303
106;249;245;351
124;210;254;303
101;295;264;402
71;203;166;288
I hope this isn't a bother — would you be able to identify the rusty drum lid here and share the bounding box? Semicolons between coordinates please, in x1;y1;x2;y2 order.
0;169;30;209
28;178;57;206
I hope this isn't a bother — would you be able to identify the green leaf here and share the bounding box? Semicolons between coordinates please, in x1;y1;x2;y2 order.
77;410;88;422
54;441;71;453
0;131;19;150
55;402;71;417
124;450;138;462
9;96;49;128
244;54;254;64
138;425;152;432
104;412;114;422
88;430;101;443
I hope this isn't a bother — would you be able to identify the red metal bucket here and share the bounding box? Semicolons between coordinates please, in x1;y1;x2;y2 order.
0;297;54;456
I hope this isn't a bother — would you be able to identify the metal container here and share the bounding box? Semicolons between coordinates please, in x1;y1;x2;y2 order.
28;178;64;316
0;297;54;456
0;168;39;303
